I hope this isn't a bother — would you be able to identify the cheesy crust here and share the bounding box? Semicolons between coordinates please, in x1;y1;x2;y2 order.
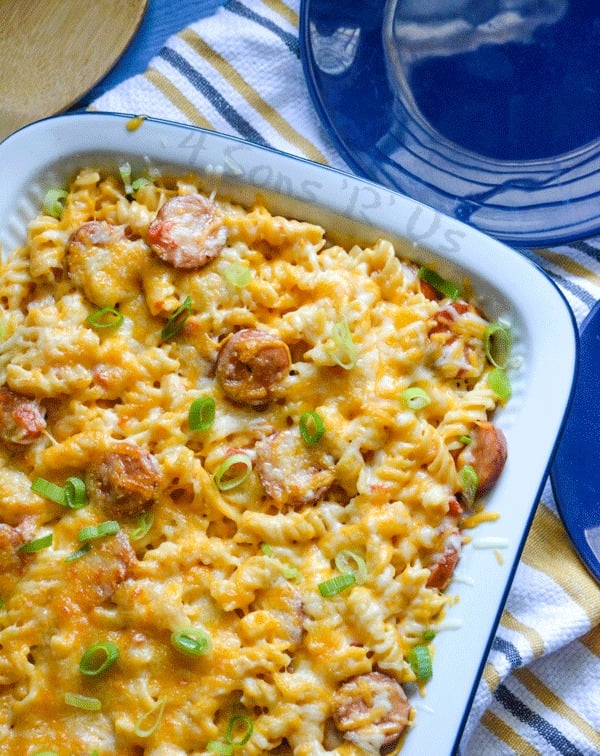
0;169;506;755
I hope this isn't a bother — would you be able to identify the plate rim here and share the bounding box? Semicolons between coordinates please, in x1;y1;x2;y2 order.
299;0;600;247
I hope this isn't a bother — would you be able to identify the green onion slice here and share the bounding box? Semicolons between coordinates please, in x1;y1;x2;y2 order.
161;296;193;340
206;742;234;755
334;550;367;585
459;435;472;445
260;543;274;557
418;266;460;301
134;698;166;738
32;751;60;756
458;464;479;507
79;641;119;676
401;386;431;410
64;692;102;711
282;566;302;582
132;177;151;193
78;520;120;542
222;262;252;288
487;367;512;401
0;597;4;610
31;477;66;505
119;161;133;195
226;715;254;747
299;411;325;444
484;323;511;369
86;307;124;330
130;511;154;541
42;188;68;218
64;476;88;509
213;453;252;492
407;644;433;680
318;572;356;597
64;542;92;563
423;629;436;641
171;627;212;657
329;320;358;369
188;397;216;432
18;533;53;553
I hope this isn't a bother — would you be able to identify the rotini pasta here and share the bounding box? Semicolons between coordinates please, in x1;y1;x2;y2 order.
0;167;509;755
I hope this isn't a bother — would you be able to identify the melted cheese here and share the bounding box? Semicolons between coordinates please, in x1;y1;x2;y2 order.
0;169;505;755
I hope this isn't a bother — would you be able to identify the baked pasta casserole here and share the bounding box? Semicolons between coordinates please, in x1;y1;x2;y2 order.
0;167;510;755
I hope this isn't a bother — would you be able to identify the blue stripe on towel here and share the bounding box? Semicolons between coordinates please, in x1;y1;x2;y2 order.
225;0;300;58
159;47;270;147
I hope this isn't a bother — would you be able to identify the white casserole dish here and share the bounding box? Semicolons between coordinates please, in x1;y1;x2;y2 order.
0;112;577;755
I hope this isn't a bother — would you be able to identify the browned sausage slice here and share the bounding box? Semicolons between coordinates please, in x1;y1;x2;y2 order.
255;430;334;508
426;529;462;591
86;444;162;518
458;420;507;497
148;194;227;269
0;387;46;445
332;671;411;753
216;328;291;407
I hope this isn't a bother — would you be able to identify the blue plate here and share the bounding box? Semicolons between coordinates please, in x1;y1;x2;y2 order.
300;0;600;246
551;300;600;584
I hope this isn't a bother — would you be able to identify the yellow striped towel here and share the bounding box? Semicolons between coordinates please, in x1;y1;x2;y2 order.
92;1;600;753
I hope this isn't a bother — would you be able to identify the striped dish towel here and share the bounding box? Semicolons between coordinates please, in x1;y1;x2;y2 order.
92;1;600;753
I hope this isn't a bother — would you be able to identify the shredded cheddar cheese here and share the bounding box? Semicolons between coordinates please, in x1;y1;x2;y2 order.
0;168;507;755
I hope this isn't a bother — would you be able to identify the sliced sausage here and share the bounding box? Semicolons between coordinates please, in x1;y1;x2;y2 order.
216;328;291;407
86;443;162;518
147;194;227;269
426;529;462;591
0;387;46;445
67;530;137;609
332;671;411;754
255;429;334;508
457;421;507;496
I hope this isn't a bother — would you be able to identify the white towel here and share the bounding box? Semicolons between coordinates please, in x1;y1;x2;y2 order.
93;2;600;753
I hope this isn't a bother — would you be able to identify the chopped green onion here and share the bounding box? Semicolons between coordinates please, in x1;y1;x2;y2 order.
119;161;133;195
188;397;216;431
458;464;479;506
18;533;53;553
401;386;431;410
226;715;254;747
171;627;212;657
222;262;252;288
0;597;4;610
130;511;154;541
86;307;124;330
78;520;120;542
64;692;102;711
213;453;252;492
423;629;436;641
407;644;433;680
318;572;356;597
64;476;88;509
459;435;472;445
299;411;325;444
329;320;358;369
487;367;512;401
64;542;92;563
161;296;193;340
79;641;119;676
134;698;166;738
31;751;60;756
418;266;460;301
484;323;511;369
132;177;151;192
282;566;302;582
260;543;274;557
206;743;234;755
334;550;367;585
42;188;68;218
31;477;66;505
